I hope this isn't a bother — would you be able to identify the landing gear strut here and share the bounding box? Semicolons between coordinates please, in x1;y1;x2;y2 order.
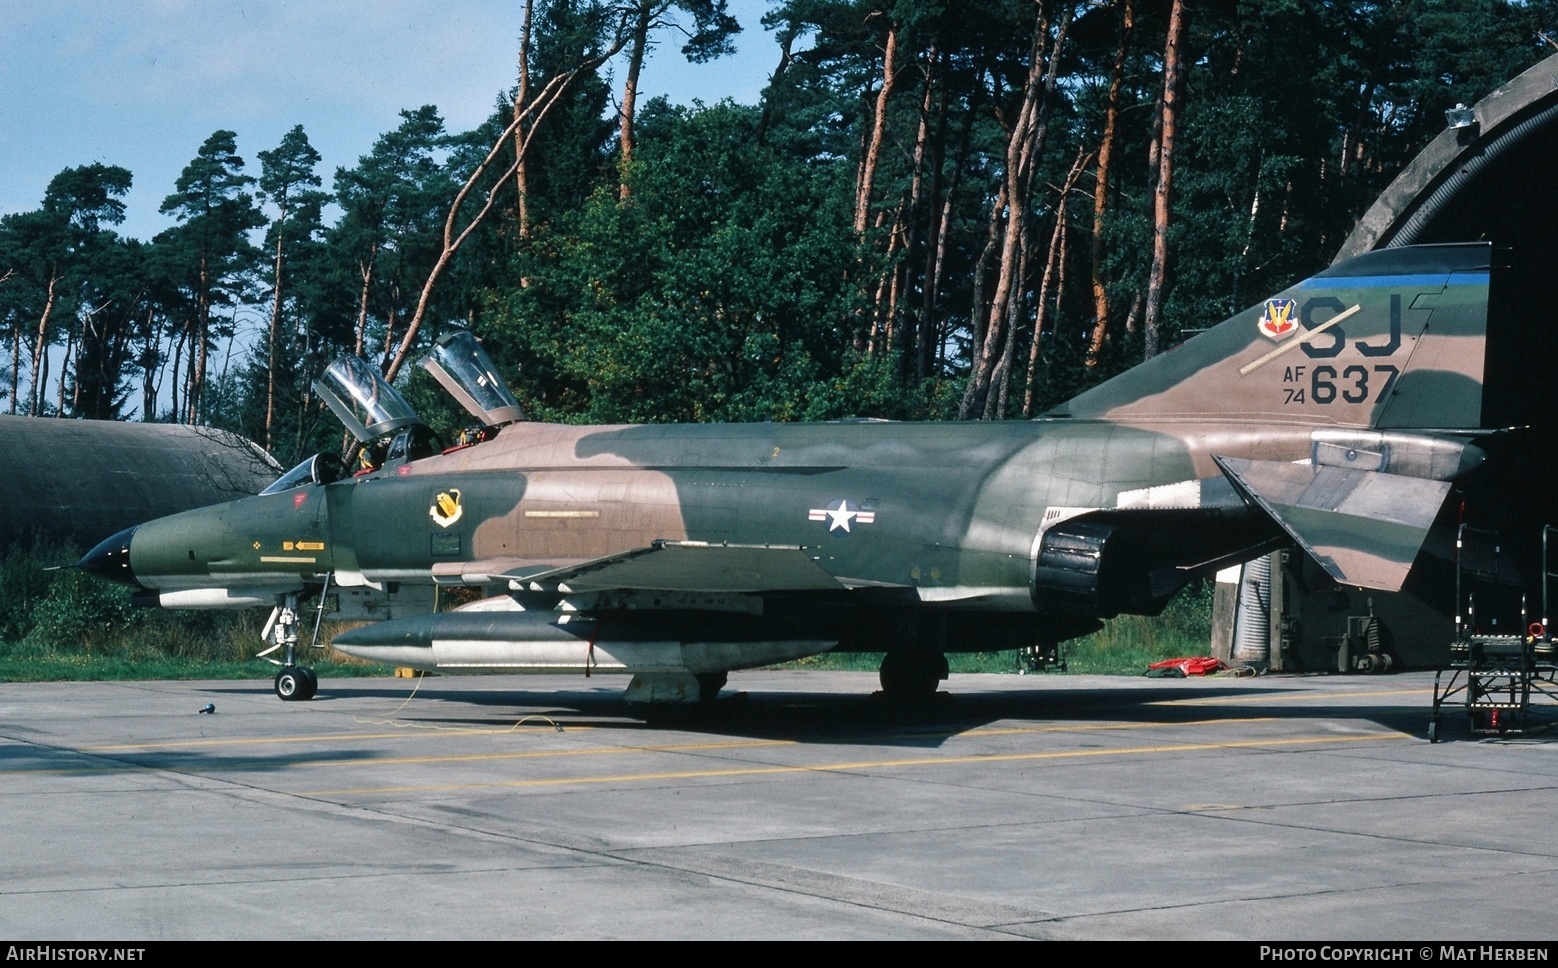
695;672;728;703
262;593;317;701
879;650;947;701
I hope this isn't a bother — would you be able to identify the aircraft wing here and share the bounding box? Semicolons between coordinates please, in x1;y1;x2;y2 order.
505;540;857;594
1214;456;1451;592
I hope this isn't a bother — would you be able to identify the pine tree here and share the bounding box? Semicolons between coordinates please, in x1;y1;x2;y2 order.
157;131;263;424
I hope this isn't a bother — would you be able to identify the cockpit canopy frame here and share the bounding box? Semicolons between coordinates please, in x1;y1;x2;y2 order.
259;452;345;496
313;356;424;442
419;330;525;428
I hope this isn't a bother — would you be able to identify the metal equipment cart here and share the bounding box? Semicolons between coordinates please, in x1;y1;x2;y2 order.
1429;524;1558;741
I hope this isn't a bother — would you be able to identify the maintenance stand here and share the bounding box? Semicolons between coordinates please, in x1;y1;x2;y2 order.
1429;524;1558;741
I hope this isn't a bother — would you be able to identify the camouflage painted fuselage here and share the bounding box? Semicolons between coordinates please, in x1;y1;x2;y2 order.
119;416;1295;601
84;243;1496;687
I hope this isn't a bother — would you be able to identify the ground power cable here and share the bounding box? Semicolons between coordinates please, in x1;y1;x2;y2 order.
352;669;564;732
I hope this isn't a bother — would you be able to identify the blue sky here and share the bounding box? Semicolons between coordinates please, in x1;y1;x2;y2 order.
1;0;781;242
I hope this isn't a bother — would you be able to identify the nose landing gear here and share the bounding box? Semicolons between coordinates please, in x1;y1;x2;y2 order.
260;592;318;701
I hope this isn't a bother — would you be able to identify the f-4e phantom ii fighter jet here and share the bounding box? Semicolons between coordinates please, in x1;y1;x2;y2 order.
82;242;1494;704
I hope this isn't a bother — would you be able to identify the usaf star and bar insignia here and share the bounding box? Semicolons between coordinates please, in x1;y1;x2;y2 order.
808;499;877;533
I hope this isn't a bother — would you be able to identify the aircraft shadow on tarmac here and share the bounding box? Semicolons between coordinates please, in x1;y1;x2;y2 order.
0;735;386;776
6;677;1537;778
187;675;1496;748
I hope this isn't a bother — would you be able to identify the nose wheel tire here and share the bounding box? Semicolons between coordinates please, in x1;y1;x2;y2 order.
275;666;318;701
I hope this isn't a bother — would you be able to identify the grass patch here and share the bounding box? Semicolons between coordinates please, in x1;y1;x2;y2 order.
783;580;1217;677
0;537;394;683
0;642;385;683
1061;613;1212;674
0;538;1219;684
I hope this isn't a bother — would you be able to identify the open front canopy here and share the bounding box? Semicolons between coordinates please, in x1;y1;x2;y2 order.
313;355;424;442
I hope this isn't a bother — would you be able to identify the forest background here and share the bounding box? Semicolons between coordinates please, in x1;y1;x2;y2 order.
4;0;1558;671
7;0;1558;452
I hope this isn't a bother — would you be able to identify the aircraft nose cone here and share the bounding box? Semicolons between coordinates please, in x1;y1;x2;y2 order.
79;526;144;589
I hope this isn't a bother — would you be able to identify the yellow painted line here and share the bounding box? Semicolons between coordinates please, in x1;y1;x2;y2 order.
83;732;783;754
1154;688;1426;706
290;740;798;769
524;510;600;519
2;738;799;777
228;720;1278;769
965;717;1279;737
259;556;317;564
85;730;509;752
82;714;1275;755
332;718;1283;768
15;720;1377;779
298;732;1410;797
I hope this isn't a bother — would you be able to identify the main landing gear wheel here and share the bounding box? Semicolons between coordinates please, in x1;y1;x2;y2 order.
879;650;948;701
275;665;317;701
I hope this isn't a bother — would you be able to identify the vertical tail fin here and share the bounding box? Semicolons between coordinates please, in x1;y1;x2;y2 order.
1049;242;1491;430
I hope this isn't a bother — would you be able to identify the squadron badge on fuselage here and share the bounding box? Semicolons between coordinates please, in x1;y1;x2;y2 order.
1258;298;1298;340
808;499;876;533
430;488;463;528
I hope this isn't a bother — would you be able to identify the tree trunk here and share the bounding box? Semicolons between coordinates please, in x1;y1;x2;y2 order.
884;211;909;349
1024;212;1065;417
384;35;633;383
985;227;1026;421
755;30;795;146
963;182;1008;402
354;247;378;358
513;0;535;237
921;90;976;381
140;307;159;421
10;323;21;415
37;335;49;416
899;46;938;378
618;0;654;201
868;207;906;354
169;326;183;423
960;5;1071;419
189;254;210;424
28;270;58;416
1025;147;1090;415
57;318;74;416
381;290;401;374
265;226;284;450
963;174;1028;419
1086;0;1132;368
1143;0;1186;361
854;19;900;237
